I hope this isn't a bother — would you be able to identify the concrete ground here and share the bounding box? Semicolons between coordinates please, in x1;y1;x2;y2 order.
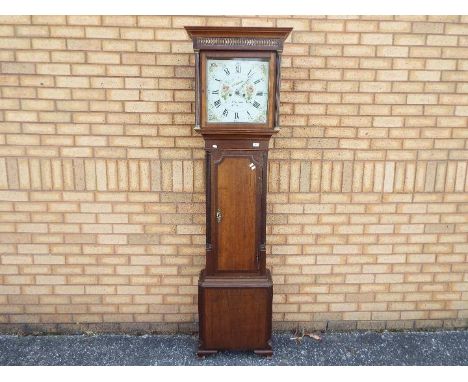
0;330;467;366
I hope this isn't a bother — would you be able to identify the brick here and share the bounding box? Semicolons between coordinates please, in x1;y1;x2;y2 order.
0;38;31;49
87;52;120;64
50;26;84;38
1;63;35;74
135;16;170;28
410;46;442;58
101;16;136;27
361;33;393;45
346;20;379;32
155;29;187;40
66;16;100;25
344;45;375;57
379;21;411;33
102;40;136;52
413;22;444;34
377;46;409;57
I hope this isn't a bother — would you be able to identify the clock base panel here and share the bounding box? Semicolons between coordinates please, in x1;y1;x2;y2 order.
197;270;273;355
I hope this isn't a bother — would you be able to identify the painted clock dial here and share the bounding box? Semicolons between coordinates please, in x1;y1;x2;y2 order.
206;58;269;124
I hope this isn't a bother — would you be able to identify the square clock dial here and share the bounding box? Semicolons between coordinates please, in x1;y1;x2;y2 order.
206;58;269;124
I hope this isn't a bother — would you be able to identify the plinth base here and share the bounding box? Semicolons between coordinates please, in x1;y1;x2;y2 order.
197;269;273;355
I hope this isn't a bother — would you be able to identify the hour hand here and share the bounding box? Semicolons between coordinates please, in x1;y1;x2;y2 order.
233;81;248;95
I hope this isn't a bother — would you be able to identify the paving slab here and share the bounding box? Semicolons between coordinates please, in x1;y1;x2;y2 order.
0;330;467;366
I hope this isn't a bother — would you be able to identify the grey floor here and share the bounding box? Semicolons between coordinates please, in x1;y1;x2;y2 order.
0;330;467;366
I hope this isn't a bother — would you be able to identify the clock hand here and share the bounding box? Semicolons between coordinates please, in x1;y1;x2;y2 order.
233;79;250;96
231;80;243;87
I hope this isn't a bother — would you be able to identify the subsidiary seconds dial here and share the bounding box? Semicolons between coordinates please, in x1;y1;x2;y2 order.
206;58;269;124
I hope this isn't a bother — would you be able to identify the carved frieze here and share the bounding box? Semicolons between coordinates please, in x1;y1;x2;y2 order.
194;37;283;51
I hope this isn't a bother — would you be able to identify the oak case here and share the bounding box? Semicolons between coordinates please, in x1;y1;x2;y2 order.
185;26;292;357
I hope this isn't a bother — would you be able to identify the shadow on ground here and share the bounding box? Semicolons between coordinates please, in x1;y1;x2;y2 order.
0;330;467;366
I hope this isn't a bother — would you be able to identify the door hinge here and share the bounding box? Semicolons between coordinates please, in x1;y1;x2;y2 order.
216;208;222;224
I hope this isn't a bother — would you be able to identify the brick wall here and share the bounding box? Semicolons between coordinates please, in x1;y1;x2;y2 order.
0;15;467;333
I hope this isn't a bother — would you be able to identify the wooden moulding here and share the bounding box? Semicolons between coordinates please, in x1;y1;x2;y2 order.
194;49;201;130
198;269;273;288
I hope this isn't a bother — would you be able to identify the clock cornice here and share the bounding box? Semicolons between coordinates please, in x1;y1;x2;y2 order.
184;26;292;40
184;26;292;52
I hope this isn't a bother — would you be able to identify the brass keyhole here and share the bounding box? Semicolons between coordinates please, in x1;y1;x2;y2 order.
216;208;222;224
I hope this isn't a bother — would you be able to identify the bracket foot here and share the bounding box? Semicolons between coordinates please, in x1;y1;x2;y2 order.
197;349;218;358
254;349;273;357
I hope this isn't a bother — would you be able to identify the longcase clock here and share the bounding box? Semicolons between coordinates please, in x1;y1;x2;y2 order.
185;26;292;357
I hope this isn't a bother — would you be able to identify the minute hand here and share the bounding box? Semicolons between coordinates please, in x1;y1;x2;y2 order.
234;79;250;93
230;80;243;87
